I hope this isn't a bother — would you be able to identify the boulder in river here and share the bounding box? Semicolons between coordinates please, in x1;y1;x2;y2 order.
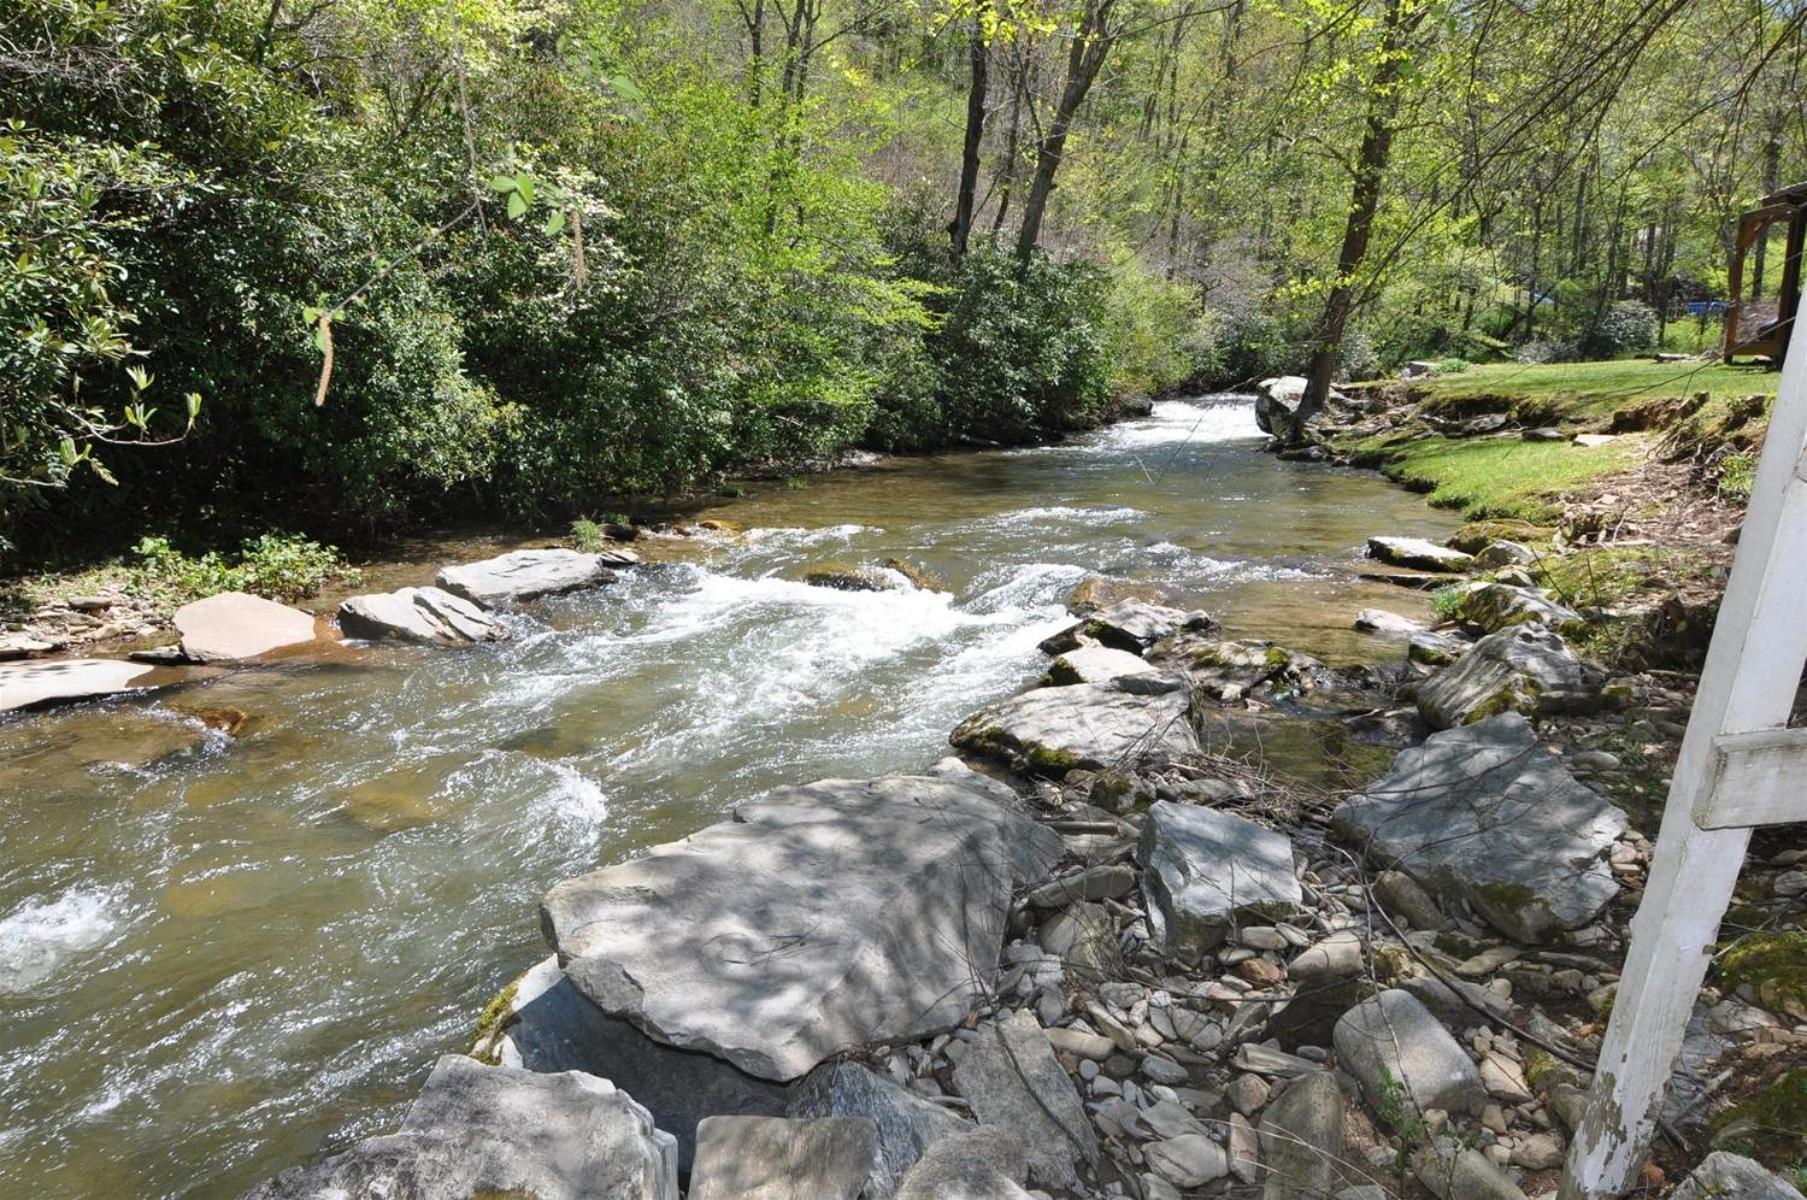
1046;599;1218;655
1331;713;1626;942
0;657;163;713
1365;536;1475;573
802;562;900;592
436;548;615;607
241;1054;678;1200
175;591;319;662
950;1008;1098;1192
687;1115;877;1200
1452;581;1583;634
1354;608;1428;639
1255;376;1309;444
338;586;510;646
951;679;1200;773
1067;575;1173;615
1417;623;1607;728
1044;645;1159;686
541;763;1062;1083
1140;800;1301;958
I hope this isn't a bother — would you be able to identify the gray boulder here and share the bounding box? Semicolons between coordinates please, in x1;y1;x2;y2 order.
476;957;788;1173
789;1062;974;1198
1366;537;1475;573
338;586;510;645
1141;800;1300;958
1331;714;1625;943
1045;645;1159;685
950;681;1200;774
951;1008;1098;1192
1472;540;1538;569
894;1129;1032;1200
1411;1137;1526;1200
0;658;162;713
437;548;614;606
1259;1071;1345;1200
1058;600;1218;654
175;591;319;661
241;1054;677;1200
1334;990;1485;1119
1255;376;1309;443
688;1116;877;1200
1354;609;1428;639
1039;902;1118;976
1407;630;1470;668
1417;624;1608;729
542;766;1062;1082
1453;582;1583;634
1672;1152;1806;1200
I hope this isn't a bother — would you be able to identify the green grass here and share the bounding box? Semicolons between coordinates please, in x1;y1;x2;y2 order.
1405;359;1776;425
1361;433;1647;521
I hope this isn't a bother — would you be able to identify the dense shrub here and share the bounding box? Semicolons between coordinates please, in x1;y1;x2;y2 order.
1582;300;1659;358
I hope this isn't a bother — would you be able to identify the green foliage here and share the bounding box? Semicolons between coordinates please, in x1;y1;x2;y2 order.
570;519;608;552
1716;451;1757;503
132;533;358;603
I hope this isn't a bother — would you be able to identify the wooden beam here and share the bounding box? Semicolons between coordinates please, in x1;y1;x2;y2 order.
1695;727;1807;829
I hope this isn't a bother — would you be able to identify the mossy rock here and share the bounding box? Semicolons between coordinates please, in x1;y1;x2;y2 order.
1710;1068;1807;1171
880;557;945;592
1448;519;1553;555
1719;930;1807;1020
469;977;521;1065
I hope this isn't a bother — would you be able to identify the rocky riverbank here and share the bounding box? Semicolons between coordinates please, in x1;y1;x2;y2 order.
233;554;1802;1196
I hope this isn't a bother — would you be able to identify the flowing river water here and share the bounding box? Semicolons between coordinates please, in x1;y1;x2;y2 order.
0;395;1460;1199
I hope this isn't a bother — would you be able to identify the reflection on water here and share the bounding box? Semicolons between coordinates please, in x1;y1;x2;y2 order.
0;396;1459;1198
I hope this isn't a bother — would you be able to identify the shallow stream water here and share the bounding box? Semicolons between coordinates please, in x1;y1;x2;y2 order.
0;395;1459;1198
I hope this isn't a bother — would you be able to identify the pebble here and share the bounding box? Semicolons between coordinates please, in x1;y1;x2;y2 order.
1140;1055;1190;1086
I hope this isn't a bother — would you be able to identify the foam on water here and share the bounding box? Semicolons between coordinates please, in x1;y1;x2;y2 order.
0;886;127;993
1095;395;1262;449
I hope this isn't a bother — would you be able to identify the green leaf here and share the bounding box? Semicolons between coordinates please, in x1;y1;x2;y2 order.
611;75;645;102
185;392;202;420
488;175;518;193
516;175;535;205
59;436;77;466
545;210;567;235
506;191;527;219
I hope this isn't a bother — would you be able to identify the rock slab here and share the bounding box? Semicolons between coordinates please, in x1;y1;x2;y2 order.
688;1115;877;1200
338;586;510;645
1259;1071;1345;1200
1672;1151;1806;1200
1335;990;1485;1119
175;591;318;661
789;1061;974;1198
242;1054;678;1200
951;680;1200;773
1141;800;1300;957
542;765;1062;1082
894;1129;1032;1200
0;658;160;712
1419;623;1605;727
1331;713;1625;942
437;548;613;606
1046;644;1158;685
951;1008;1098;1191
1366;537;1475;572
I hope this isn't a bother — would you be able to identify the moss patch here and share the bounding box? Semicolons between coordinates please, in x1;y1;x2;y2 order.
1711;1068;1807;1173
1719;930;1807;1018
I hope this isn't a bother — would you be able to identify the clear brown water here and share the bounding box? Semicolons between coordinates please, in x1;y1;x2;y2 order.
0;396;1458;1198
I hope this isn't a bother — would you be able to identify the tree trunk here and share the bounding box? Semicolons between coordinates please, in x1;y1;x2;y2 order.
950;13;989;260
1016;0;1117;258
1298;0;1414;434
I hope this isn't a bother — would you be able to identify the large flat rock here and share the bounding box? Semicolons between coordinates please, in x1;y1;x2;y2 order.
1366;537;1474;573
241;1054;678;1200
436;548;613;606
175;591;319;662
1331;713;1625;942
542;764;1062;1083
950;680;1200;773
1454;582;1584;635
338;586;510;645
688;1116;877;1200
0;658;161;712
1141;800;1301;957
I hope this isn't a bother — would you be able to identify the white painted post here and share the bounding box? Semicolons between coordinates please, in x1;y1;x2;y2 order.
1559;317;1807;1199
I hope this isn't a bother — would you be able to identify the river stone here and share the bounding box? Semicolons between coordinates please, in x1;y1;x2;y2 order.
1070;600;1218;653
1411;1137;1526;1200
1144;1134;1230;1188
1023;863;1136;908
1287;930;1365;982
1672;1151;1806;1200
789;1061;974;1198
1472;540;1538;569
482;957;788;1172
1141;800;1300;958
950;680;1200;773
0;658;162;712
1408;630;1470;667
1417;624;1608;729
436;548;613;606
175;591;318;661
1334;713;1624;942
1258;1071;1344;1200
951;1008;1098;1191
893;1128;1032;1200
338;586;509;646
1039;901;1118;976
1354;609;1427;638
1334;990;1485;1119
241;1054;678;1200
688;1116;877;1200
1453;582;1584;634
1365;537;1475;573
1046;645;1159;685
543;765;1062;1083
1255;376;1308;443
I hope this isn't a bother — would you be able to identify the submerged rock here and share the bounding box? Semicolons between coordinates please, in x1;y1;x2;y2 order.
241;1054;678;1200
788;1062;974;1198
541;764;1061;1083
1331;713;1625;942
0;657;162;712
175;591;318;662
1067;575;1174;615
1335;990;1485;1119
951;1008;1098;1191
436;548;614;606
1140;800;1300;958
338;586;509;646
1366;537;1475;573
802;562;901;593
1417;624;1607;728
951;680;1200;773
687;1115;877;1200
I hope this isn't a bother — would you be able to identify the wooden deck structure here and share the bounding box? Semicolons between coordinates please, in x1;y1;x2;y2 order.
1724;181;1807;363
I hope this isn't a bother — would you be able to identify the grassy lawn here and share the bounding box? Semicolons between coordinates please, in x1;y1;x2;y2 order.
1405;359;1777;425
1362;433;1648;521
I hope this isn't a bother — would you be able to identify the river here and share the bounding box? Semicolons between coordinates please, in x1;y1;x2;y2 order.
0;395;1459;1198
